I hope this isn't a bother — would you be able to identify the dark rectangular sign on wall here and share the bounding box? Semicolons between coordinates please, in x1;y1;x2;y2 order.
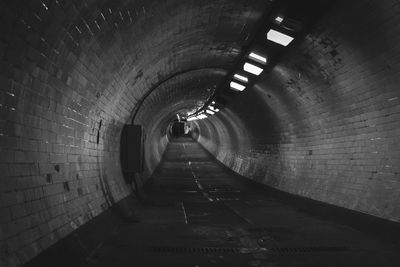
121;124;144;172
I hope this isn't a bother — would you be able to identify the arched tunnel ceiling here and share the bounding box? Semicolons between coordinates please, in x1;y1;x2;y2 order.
1;0;268;127
2;0;400;266
134;68;228;131
117;0;267;125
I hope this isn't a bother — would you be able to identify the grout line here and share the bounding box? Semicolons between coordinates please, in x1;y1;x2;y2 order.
223;202;254;225
84;225;119;261
180;202;188;224
181;143;214;202
191;169;214;202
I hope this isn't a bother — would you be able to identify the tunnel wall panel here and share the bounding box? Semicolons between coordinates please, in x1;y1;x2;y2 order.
1;0;400;265
0;2;135;266
196;0;400;223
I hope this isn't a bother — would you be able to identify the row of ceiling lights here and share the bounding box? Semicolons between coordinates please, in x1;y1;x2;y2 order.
187;101;220;121
229;20;294;92
186;15;295;122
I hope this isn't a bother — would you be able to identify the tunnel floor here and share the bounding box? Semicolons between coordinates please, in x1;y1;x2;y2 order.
79;138;399;267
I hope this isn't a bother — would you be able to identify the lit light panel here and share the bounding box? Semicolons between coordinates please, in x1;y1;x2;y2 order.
234;74;248;83
275;16;284;23
209;106;217;112
206;109;215;115
187;117;197;121
208;106;219;112
267;29;294;46
243;62;263;76
249;52;267;64
230;81;246;91
197;114;208;119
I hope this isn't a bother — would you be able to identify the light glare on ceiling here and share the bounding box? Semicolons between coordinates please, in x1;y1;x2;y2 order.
230;81;246;91
197;114;208;119
249;52;267;64
209;106;219;112
243;62;263;76
275;16;284;23
234;74;248;83
267;29;294;46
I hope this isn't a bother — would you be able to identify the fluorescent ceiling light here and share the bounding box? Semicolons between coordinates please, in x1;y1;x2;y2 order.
230;81;246;91
206;110;215;115
209;106;220;112
234;74;248;83
275;16;284;23
212;101;215;104
187;117;197;121
243;62;263;76
267;29;294;46
249;52;267;64
197;114;208;119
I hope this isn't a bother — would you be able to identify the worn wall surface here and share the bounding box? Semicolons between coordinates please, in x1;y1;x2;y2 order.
1;0;400;266
195;0;400;223
0;0;268;266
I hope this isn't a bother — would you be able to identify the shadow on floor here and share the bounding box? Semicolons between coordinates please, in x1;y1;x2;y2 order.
25;138;400;267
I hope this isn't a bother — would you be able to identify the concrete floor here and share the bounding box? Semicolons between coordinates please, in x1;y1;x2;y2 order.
79;138;400;267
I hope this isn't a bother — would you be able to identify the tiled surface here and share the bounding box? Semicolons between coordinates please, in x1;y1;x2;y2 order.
0;1;266;265
79;138;400;266
196;0;400;223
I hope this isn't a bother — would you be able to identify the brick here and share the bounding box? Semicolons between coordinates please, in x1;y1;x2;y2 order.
198;0;400;225
1;0;399;266
43;184;64;196
0;207;11;223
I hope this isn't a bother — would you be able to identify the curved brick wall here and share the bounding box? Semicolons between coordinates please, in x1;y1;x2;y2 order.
0;0;267;265
1;0;400;266
194;0;400;223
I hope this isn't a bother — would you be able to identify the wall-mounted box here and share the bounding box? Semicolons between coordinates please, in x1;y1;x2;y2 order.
121;125;144;172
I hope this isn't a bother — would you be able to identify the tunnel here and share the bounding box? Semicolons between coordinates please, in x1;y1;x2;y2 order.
1;0;400;266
